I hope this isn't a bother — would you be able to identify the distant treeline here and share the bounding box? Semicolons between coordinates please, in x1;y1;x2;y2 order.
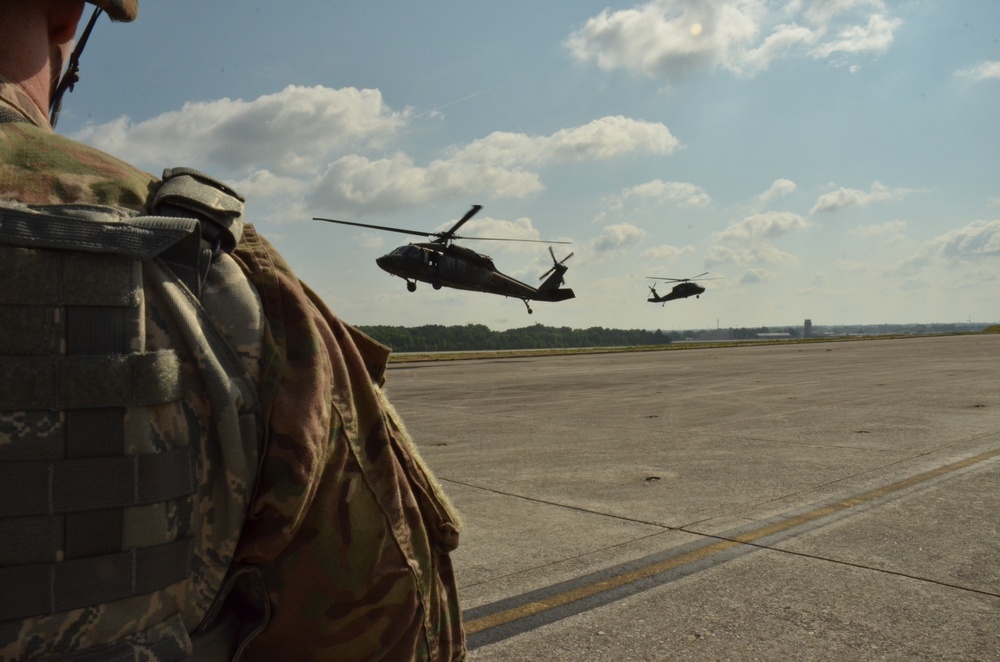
358;322;996;352
358;323;672;352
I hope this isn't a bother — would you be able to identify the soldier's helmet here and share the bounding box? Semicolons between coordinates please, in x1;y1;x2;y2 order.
86;0;138;22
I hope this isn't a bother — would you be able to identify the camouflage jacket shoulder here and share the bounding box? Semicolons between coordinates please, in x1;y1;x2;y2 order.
0;79;154;210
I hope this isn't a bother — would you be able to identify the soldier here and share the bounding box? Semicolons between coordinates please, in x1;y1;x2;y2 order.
0;1;465;660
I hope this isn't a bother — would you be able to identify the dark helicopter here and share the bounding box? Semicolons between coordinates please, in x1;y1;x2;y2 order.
313;205;575;313
646;272;720;304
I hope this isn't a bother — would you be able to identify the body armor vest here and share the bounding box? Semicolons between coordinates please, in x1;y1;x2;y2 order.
0;170;265;660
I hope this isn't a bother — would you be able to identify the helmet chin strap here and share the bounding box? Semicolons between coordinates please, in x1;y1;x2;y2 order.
49;6;103;129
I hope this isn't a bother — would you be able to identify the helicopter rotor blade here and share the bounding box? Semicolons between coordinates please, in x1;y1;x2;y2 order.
316;206;573;247
450;235;572;244
438;204;483;240
312;217;434;239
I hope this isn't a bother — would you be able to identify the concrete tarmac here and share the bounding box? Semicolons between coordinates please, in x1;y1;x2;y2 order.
386;335;1000;661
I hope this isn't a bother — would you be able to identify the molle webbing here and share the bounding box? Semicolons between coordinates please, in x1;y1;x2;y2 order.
0;205;202;624
0;351;181;410
0;445;195;517
0;539;194;621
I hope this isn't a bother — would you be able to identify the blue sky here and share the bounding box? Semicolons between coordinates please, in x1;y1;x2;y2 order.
61;1;999;331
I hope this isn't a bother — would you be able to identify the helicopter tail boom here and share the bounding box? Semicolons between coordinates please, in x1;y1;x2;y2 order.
532;287;575;302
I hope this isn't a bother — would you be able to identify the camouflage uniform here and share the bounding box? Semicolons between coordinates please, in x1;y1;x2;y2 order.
0;75;465;660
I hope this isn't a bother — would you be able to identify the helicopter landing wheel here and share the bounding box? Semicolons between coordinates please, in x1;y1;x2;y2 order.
406;281;417;292
432;282;442;290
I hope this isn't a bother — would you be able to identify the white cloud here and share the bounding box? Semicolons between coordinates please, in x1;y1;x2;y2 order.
640;243;697;261
809;13;899;58
74;85;407;177
565;0;899;80
587;223;648;260
836;258;872;274
235;168;310;201
756;178;796;204
740;268;768;284
713;211;807;242
309;117;676;214
565;0;763;78
358;233;385;250
848;220;906;237
74;86;677;218
744;23;819;72
452;116;679;166
308;152;544;214
954;60;1000;82
606;179;711;210
705;243;797;267
811;180;917;214
897;219;1000;273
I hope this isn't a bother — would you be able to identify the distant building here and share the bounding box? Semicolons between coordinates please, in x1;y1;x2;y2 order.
757;332;791;339
804;319;812;338
700;328;732;341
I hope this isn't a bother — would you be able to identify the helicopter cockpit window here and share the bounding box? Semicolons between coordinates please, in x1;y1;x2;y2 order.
391;245;418;257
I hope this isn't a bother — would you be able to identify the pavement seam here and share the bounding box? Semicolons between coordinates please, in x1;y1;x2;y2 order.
462;445;1000;648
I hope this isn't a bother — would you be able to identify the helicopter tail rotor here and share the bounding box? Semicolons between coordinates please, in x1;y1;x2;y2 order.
539;246;574;281
538;247;574;293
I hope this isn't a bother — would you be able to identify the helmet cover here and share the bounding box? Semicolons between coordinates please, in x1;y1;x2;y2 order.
86;0;137;22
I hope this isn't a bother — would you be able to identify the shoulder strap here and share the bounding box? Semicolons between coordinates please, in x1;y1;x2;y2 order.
0;203;198;258
151;167;245;252
0;202;205;295
148;167;247;297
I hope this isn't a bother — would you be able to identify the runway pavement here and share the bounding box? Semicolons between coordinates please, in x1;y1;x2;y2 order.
385;334;1000;661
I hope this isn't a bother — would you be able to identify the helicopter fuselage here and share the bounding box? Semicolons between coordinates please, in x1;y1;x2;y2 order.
376;242;574;303
648;281;705;303
313;205;574;312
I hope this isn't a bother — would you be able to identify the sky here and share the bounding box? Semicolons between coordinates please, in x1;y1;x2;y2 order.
60;0;1000;332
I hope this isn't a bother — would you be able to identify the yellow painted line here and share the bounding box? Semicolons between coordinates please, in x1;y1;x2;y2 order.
466;446;1000;635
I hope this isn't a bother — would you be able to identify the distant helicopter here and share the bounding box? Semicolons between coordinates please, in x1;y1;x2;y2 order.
646;272;720;305
313;205;575;313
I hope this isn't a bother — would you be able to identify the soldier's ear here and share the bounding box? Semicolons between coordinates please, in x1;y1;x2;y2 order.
48;0;85;46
